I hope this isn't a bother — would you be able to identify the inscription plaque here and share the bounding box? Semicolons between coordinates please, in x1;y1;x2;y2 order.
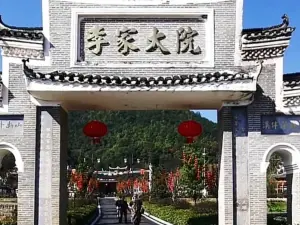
261;115;300;135
38;112;53;225
0;115;24;136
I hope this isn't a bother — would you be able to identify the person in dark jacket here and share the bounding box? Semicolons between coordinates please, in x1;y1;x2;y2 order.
129;194;144;225
119;196;129;223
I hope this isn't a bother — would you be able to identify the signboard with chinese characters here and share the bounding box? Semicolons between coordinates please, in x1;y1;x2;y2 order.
232;107;248;137
0;115;24;136
261;115;300;135
74;9;214;67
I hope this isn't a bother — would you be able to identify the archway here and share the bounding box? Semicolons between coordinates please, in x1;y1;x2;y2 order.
261;143;300;225
0;142;23;224
0;142;24;173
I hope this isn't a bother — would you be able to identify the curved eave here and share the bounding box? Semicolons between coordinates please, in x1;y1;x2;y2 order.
22;61;262;110
25;79;257;110
241;14;295;61
25;78;257;92
0;15;42;31
0;15;44;48
282;73;300;111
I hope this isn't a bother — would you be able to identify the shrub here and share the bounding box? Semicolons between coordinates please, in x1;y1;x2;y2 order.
67;204;97;225
0;217;17;225
267;201;286;212
143;201;217;225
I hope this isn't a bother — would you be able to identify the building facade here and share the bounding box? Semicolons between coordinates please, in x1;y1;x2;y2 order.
0;0;299;225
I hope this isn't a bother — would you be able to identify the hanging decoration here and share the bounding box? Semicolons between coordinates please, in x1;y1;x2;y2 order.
83;120;108;144
177;120;203;143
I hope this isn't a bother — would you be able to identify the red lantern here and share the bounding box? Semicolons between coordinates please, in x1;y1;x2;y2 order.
177;120;203;143
83;120;108;144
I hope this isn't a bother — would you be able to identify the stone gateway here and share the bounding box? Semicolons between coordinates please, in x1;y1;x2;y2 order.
0;0;299;225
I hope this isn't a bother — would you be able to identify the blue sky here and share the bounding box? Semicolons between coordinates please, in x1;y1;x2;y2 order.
0;0;299;122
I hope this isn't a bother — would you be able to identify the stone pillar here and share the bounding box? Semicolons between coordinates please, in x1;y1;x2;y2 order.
18;108;39;225
218;107;233;225
232;107;249;225
36;106;68;225
286;171;300;224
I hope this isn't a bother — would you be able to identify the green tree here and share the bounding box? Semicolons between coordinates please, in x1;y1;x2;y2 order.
68;110;218;168
179;162;205;205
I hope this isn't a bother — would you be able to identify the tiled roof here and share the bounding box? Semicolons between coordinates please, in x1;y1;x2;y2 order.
283;73;300;107
242;14;295;42
22;59;254;87
284;96;300;107
242;46;286;61
0;15;44;41
241;15;295;61
283;73;300;89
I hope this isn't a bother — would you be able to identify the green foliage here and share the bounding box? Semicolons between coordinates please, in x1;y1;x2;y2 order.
267;201;287;212
267;214;289;225
0;217;17;225
68;110;217;168
143;200;289;225
143;201;217;225
151;168;170;199
179;165;204;203
67;203;97;225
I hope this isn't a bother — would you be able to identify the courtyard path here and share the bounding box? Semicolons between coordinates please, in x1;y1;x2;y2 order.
97;198;158;225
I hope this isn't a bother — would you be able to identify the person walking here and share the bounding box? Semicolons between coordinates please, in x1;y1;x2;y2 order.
119;196;129;223
129;194;144;225
116;196;122;219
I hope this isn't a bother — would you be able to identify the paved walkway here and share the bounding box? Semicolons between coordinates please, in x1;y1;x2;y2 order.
97;198;158;225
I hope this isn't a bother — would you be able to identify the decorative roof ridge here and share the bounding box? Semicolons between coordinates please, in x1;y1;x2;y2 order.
283;72;300;79
283;73;300;90
0;15;43;31
22;59;259;87
242;14;293;34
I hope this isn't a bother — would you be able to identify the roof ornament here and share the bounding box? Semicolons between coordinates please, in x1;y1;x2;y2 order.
268;14;289;31
251;60;263;80
22;59;35;79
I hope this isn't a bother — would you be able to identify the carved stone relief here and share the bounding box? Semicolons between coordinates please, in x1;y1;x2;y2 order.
1;46;44;59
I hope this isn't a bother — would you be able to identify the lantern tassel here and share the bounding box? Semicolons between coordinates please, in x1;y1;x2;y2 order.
92;138;101;144
186;137;194;144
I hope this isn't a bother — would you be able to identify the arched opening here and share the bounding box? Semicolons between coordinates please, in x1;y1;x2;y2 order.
262;143;300;225
0;143;23;224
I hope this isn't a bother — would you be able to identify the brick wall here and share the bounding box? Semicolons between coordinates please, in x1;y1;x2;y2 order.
217;62;300;225
247;64;300;225
48;0;238;73
4;63;38;225
3;63;69;225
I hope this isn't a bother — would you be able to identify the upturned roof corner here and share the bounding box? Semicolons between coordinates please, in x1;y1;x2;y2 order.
0;15;44;52
241;14;296;61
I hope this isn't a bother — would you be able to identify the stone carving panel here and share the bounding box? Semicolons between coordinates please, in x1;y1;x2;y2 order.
1;46;44;59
